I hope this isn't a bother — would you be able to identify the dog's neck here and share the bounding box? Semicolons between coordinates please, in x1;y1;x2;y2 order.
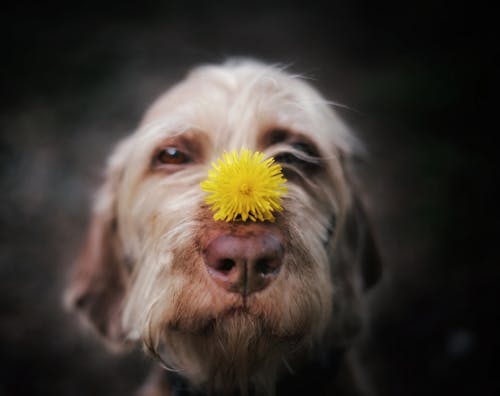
163;347;346;396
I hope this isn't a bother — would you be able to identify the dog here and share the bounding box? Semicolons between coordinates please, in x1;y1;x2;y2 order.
66;59;381;396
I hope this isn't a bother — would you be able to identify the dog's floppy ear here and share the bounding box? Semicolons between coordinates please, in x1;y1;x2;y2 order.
331;150;382;294
65;140;131;345
328;188;382;345
342;196;382;292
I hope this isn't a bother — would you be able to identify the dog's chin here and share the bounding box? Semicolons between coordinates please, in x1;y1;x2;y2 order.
156;309;308;395
134;238;332;393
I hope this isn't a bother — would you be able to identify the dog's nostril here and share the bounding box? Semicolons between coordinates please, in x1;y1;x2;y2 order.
255;258;280;276
217;259;236;273
204;233;283;295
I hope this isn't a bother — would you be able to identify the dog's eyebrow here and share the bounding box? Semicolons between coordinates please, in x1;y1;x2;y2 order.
264;128;291;145
258;128;294;147
259;128;309;148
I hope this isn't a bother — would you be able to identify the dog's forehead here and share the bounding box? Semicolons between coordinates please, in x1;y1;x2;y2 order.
134;61;356;158
142;65;322;139
143;64;311;121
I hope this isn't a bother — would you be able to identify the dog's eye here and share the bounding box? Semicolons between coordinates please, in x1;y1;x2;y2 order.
274;152;300;165
290;142;317;157
274;142;320;168
156;147;191;165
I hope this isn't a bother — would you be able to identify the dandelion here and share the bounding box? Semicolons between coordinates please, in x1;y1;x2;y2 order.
201;148;287;222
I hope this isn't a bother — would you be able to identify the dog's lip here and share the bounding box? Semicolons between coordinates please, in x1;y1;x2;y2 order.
222;305;250;316
166;305;252;334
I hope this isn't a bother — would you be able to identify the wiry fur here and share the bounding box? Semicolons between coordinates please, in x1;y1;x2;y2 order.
66;59;380;396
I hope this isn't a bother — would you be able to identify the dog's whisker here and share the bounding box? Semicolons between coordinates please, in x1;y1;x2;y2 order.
281;358;295;375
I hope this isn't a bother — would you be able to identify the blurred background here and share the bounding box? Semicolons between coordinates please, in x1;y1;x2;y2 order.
0;1;496;395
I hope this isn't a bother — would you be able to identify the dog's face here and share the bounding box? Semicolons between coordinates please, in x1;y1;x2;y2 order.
67;60;380;395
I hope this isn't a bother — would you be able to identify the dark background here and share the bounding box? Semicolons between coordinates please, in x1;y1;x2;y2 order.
0;1;497;395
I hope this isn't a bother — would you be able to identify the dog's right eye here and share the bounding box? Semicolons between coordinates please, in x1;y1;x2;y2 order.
155;147;191;166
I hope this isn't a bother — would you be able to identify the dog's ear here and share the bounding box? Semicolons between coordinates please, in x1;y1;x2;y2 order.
331;151;382;294
65;140;131;345
328;189;382;345
341;196;382;292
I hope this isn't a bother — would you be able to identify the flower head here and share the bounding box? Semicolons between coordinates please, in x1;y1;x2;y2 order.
200;148;287;222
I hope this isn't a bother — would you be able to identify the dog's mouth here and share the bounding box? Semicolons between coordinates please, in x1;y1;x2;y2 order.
219;304;255;319
166;302;254;334
153;302;308;396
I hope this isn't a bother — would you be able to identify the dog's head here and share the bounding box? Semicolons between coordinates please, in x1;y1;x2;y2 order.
66;60;380;394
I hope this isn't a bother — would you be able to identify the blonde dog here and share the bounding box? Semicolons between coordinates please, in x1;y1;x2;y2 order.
66;60;380;396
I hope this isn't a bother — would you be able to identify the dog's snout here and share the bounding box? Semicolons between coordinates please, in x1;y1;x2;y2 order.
203;233;283;296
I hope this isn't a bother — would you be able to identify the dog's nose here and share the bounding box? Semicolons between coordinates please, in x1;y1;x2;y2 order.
203;234;283;296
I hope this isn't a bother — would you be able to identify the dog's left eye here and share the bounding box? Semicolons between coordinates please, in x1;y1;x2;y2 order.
156;147;191;165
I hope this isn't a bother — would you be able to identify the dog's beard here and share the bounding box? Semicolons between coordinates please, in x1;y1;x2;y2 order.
153;310;303;395
122;210;334;395
138;256;332;395
140;268;314;395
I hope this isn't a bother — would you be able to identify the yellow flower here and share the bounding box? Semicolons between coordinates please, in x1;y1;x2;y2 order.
201;148;287;222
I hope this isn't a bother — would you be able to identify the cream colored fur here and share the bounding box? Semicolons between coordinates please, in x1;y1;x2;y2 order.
67;59;377;396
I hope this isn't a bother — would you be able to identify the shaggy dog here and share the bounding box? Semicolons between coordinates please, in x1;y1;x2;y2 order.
66;60;381;396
